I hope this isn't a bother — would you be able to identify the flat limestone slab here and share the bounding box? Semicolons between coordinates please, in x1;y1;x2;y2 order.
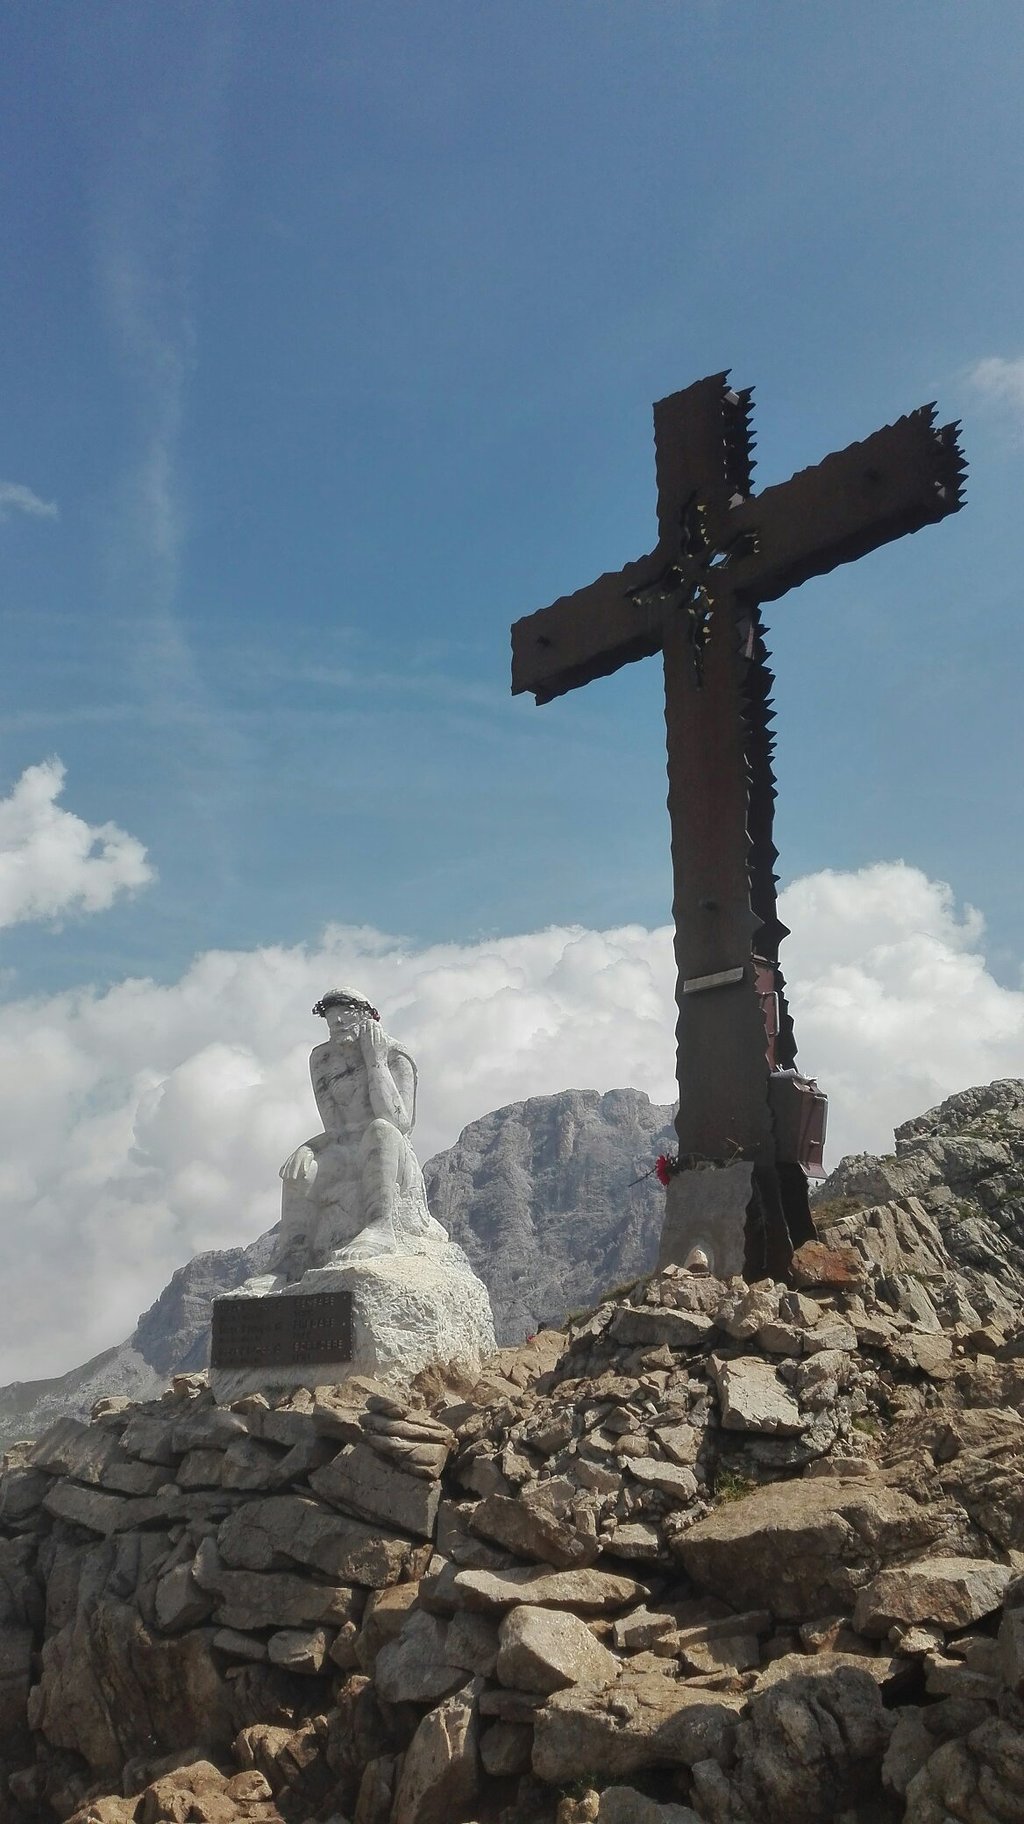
532;1669;742;1782
209;1245;495;1402
853;1556;1013;1636
674;1477;944;1619
711;1356;805;1435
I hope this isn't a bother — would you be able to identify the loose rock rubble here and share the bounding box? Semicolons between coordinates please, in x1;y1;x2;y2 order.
3;1081;1024;1823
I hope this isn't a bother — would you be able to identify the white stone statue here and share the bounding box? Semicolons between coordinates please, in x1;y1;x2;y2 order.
212;989;495;1396
275;987;449;1276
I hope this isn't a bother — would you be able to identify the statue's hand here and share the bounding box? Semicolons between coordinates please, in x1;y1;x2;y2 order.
280;1143;319;1188
359;1018;389;1066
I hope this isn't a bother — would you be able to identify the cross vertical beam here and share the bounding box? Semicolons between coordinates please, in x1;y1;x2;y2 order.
659;585;810;1278
663;597;763;1154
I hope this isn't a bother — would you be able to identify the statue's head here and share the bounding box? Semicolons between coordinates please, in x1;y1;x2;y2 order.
312;987;380;1023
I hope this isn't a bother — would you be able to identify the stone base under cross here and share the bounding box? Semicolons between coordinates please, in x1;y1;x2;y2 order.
659;1159;812;1284
210;1243;495;1403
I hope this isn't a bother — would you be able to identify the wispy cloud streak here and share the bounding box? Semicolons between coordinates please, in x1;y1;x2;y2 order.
966;355;1024;437
89;25;250;882
0;481;58;524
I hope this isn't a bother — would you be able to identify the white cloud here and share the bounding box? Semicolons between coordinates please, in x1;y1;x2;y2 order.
0;861;1020;1383
966;356;1024;430
0;759;154;929
780;863;1022;1163
0;481;58;524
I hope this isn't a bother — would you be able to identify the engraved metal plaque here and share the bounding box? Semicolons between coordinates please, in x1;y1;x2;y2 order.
211;1291;353;1369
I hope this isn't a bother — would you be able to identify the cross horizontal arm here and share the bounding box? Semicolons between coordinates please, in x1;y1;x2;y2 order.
513;370;758;705
511;550;665;704
728;407;966;604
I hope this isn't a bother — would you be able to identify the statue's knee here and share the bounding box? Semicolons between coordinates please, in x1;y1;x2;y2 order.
365;1118;397;1150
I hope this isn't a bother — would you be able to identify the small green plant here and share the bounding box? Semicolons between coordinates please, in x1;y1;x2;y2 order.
559;1773;602;1801
809;1194;867;1226
951;1198;985;1223
852;1414;880;1437
714;1467;756;1504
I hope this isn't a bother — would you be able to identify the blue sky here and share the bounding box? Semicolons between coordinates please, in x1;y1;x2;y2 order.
0;4;1023;1377
2;1;1022;985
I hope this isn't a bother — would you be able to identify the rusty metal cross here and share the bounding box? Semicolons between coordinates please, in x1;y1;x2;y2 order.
512;374;965;1280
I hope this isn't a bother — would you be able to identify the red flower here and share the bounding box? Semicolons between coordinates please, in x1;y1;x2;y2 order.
655;1154;674;1188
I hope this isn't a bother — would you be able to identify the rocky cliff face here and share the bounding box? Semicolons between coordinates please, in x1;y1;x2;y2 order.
0;1089;676;1448
814;1076;1024;1329
426;1087;677;1343
6;1126;1024;1824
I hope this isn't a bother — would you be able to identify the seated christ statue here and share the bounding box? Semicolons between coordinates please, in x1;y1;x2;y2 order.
212;988;495;1387
273;987;449;1279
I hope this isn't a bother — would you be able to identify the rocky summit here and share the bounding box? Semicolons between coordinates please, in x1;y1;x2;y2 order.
8;1075;1024;1449
3;1077;1024;1824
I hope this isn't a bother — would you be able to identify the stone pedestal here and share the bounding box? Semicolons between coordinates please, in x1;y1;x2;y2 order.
210;1242;495;1403
658;1161;754;1280
659;1159;810;1282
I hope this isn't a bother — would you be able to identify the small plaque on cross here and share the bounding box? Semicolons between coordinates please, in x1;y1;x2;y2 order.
210;1291;354;1369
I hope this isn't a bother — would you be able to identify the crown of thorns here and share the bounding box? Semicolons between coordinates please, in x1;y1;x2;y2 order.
312;991;380;1021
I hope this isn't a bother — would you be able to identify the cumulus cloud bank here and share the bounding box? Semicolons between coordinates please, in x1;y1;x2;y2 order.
0;861;1020;1382
782;863;1022;1163
0;760;154;929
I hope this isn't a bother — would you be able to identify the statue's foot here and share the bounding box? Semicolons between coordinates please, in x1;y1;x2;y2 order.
220;1272;289;1299
325;1218;399;1268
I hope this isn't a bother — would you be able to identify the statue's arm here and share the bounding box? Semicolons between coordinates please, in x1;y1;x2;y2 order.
280;1131;327;1183
361;1024;415;1132
384;1050;416;1133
